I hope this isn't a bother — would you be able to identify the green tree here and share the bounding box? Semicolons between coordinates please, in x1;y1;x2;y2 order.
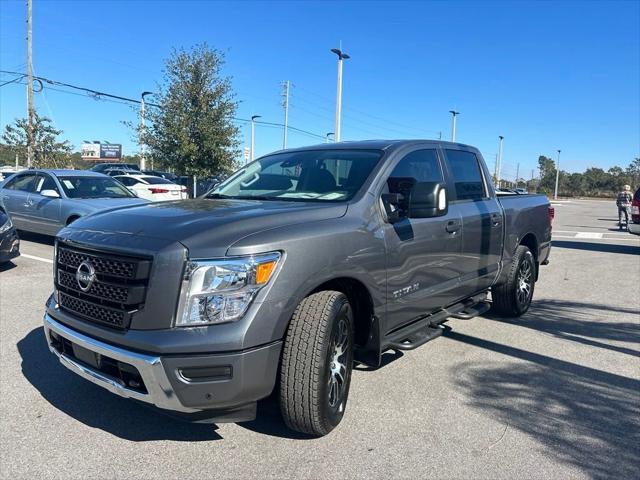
140;44;241;177
537;155;556;194
1;112;72;168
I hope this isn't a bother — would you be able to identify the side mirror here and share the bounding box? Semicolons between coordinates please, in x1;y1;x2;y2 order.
408;182;448;218
40;189;60;198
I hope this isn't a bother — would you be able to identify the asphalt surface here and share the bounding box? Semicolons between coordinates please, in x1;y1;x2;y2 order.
1;199;638;479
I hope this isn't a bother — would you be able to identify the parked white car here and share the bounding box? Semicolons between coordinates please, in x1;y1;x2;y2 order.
114;175;188;201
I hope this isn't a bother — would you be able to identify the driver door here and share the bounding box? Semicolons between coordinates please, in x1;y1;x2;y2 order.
382;148;464;333
27;173;63;235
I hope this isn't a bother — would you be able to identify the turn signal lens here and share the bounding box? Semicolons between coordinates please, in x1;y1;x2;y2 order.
256;260;277;285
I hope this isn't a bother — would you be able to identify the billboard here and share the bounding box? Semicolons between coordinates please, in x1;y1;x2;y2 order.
100;144;122;159
81;142;122;161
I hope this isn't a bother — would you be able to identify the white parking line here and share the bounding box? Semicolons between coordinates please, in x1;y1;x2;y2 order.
575;232;603;239
20;253;54;264
552;234;640;242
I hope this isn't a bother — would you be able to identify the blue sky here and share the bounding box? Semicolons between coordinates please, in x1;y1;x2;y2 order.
1;0;638;179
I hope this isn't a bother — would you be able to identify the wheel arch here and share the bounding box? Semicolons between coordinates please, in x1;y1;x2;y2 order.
66;214;81;225
307;276;380;367
519;232;539;280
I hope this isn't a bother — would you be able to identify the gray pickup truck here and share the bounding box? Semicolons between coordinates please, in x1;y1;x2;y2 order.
43;140;552;436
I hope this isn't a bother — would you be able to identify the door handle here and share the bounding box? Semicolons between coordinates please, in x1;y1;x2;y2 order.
490;214;502;227
446;220;461;234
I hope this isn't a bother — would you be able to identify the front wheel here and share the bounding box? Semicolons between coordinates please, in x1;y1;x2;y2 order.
279;291;354;436
491;245;536;317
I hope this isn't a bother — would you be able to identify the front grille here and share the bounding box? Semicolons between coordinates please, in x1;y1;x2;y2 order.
58;292;128;328
55;243;152;330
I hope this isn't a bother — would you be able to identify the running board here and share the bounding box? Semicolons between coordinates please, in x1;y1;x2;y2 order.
382;293;489;352
449;301;491;320
388;325;444;351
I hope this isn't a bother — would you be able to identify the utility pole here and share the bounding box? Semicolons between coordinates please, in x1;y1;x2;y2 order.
26;0;34;168
281;81;290;149
250;115;261;161
554;149;561;200
139;91;152;170
438;131;442;140
449;110;460;142
331;47;350;142
515;163;520;187
496;136;504;188
15;152;19;170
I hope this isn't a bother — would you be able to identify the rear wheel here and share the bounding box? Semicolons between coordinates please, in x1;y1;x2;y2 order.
491;245;535;317
279;291;354;436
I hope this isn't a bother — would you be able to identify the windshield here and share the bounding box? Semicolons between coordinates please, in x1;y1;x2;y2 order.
57;176;136;199
208;149;383;202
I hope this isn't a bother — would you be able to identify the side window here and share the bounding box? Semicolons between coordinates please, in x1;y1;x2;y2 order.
387;149;443;199
118;177;137;187
35;174;59;194
444;150;486;201
5;174;37;192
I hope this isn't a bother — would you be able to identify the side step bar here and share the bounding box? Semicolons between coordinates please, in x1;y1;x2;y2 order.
384;294;489;351
449;301;491;320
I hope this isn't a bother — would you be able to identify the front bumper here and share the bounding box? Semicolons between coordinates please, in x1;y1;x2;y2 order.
43;313;281;418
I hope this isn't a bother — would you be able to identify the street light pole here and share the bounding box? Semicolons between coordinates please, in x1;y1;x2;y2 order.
331;48;350;142
449;110;460;142
326;132;334;143
250;115;261;162
554;149;561;200
26;0;34;168
496;135;504;187
139;91;152;170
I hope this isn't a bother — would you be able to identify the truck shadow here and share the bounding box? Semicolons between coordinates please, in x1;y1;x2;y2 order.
16;230;55;246
448;339;640;479
446;300;640;479
17;327;222;442
552;240;639;255
485;299;640;356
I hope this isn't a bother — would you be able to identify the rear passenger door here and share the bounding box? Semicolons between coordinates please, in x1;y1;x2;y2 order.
442;148;503;293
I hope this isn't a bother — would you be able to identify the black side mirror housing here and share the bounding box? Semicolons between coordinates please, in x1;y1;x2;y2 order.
408;182;448;218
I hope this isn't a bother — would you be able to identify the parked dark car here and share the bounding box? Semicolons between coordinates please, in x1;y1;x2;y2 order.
43;140;551;436
0;169;148;235
91;163;140;173
0;200;19;264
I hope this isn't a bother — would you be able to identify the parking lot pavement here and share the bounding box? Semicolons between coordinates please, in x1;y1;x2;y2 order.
1;199;638;479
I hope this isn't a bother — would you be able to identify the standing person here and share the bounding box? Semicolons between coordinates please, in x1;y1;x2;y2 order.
616;184;633;230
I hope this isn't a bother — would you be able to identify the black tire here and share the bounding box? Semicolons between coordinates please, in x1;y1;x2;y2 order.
279;290;354;436
491;245;535;317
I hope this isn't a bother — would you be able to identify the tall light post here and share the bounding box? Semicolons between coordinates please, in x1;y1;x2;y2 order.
139;91;153;170
554;149;561;200
331;48;350;142
250;115;261;161
26;0;34;168
325;132;334;143
496;135;504;187
449;110;460;142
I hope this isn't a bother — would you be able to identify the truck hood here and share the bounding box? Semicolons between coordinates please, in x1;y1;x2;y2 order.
63;198;348;257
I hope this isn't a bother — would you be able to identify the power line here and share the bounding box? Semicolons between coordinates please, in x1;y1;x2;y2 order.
0;70;327;141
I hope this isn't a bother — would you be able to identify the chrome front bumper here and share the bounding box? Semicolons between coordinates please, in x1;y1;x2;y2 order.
43;313;197;413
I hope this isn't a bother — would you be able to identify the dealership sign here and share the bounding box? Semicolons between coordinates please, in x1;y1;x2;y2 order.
81;142;122;160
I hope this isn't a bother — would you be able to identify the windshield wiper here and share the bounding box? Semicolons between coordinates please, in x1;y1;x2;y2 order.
206;193;235;199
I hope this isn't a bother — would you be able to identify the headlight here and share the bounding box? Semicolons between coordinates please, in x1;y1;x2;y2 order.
175;252;281;327
0;212;12;234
